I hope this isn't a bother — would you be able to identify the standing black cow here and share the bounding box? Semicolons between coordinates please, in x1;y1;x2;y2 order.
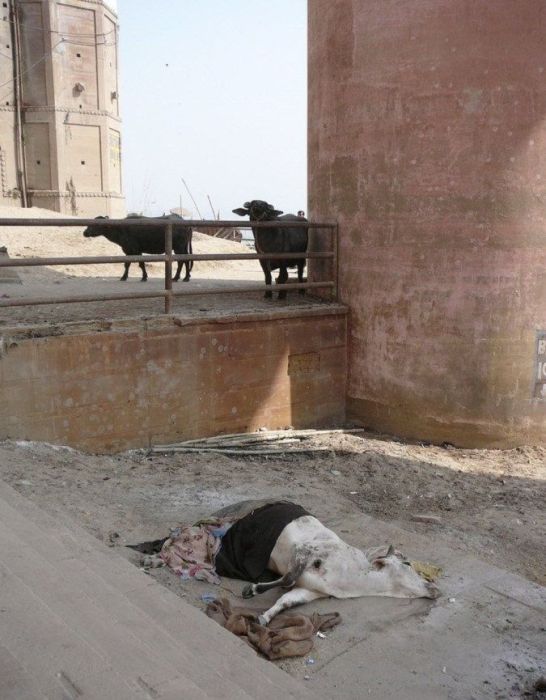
83;213;193;282
233;200;308;300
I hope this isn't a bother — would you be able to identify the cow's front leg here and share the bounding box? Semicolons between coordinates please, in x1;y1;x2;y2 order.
120;261;130;281
277;264;288;300
258;588;324;626
260;261;273;299
172;260;183;282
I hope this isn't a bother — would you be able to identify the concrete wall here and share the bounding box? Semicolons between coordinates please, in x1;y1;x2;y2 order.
309;0;546;447
0;0;125;216
0;308;347;452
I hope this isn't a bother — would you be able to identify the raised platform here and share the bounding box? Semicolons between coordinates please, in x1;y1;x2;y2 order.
0;303;347;452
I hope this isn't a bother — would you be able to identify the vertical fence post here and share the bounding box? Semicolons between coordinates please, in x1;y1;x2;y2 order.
332;223;339;301
164;223;173;314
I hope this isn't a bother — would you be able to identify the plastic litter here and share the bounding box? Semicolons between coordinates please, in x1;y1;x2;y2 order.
305;658;315;665
316;631;326;639
200;593;216;604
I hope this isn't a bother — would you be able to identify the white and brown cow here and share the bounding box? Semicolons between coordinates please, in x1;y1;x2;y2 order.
131;499;440;625
239;509;440;625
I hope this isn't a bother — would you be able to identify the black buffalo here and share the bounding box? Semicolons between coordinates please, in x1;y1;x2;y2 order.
83;213;193;282
233;200;308;299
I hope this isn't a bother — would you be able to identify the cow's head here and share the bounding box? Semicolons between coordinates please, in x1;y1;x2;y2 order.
232;200;283;221
299;542;440;600
83;215;109;238
368;545;440;599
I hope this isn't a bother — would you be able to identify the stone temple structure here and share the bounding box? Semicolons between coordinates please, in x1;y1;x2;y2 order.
0;0;124;215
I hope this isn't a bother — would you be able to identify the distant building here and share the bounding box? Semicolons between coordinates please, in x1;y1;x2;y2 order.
0;0;125;216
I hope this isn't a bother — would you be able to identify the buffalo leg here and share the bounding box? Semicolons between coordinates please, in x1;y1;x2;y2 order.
277;264;288;300
258;588;324;626
183;259;191;281
173;260;182;282
120;261;130;281
297;261;306;295
139;261;148;282
260;261;273;299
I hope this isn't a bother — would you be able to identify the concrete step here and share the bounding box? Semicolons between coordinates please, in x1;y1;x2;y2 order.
0;493;286;700
0;480;313;700
0;643;49;700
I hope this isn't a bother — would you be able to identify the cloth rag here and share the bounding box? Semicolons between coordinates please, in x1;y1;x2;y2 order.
205;597;341;660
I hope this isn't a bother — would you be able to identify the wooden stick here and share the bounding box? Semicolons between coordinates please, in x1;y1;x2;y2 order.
153;428;367;450
151;446;335;456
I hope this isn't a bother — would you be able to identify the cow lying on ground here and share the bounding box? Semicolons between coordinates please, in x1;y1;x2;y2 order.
129;500;439;625
83;213;193;282
232;200;308;299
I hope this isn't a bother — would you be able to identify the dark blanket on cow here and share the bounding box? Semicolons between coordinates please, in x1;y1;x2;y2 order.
214;501;310;582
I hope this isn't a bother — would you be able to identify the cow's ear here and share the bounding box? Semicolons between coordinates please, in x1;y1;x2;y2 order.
372;558;386;570
232;208;249;217
272;209;283;216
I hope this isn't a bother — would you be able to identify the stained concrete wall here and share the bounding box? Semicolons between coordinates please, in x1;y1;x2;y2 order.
0;0;124;216
308;0;546;447
0;308;347;452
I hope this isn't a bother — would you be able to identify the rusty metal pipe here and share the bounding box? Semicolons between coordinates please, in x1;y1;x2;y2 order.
0;282;334;308
164;223;173;314
0;218;332;228
0;252;334;267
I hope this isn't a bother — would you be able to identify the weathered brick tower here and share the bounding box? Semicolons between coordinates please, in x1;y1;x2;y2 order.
309;0;546;447
0;0;124;215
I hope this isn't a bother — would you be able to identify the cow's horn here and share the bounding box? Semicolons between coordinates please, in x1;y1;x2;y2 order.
243;201;251;208
386;544;395;557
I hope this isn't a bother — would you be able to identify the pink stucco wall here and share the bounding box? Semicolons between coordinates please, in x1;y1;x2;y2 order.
309;0;546;446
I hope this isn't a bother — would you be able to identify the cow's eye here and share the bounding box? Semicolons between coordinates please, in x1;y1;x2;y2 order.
313;559;322;569
403;561;412;566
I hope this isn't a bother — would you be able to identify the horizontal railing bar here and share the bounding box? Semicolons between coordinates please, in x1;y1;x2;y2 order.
0;282;334;308
0;290;168;307
0;218;334;229
171;282;334;297
0;251;334;268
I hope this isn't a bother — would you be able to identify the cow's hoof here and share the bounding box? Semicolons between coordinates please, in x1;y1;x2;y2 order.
120;277;128;282
242;584;256;599
172;277;180;283
140;278;148;282
183;277;190;282
257;614;268;626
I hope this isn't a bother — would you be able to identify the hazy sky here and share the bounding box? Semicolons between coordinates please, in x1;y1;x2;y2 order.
117;1;307;219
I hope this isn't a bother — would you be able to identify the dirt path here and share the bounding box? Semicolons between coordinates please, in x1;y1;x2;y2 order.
0;431;544;586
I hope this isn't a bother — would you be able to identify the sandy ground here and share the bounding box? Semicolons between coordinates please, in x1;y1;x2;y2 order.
0;433;544;696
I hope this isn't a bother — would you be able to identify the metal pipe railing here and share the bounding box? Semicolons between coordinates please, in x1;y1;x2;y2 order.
0;217;338;311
